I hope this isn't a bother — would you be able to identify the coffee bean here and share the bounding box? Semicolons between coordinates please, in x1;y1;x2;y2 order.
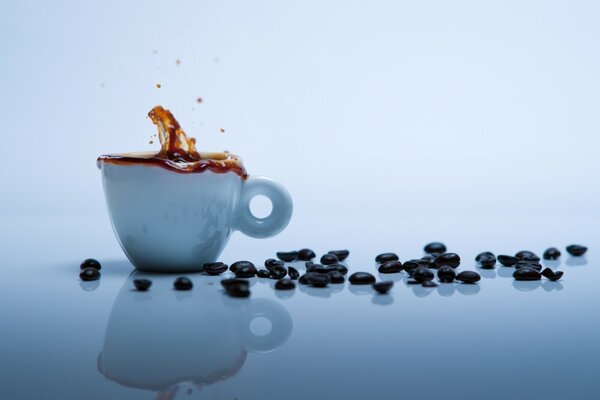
326;264;348;275
275;278;296;290
133;278;152;291
515;251;540;262
320;253;339;265
498;255;518;267
437;266;456;283
372;281;393;294
422;280;438;288
298;274;309;285
378;260;403;274
231;261;255;273
235;264;257;278
515;261;542;271
288;266;300;280
328;270;345;283
174;277;193;290
328;249;350;261
406;279;420;285
265;259;284;271
297;248;316;261
541;267;564;281
305;263;321;273
270;266;287;279
435;253;461;268
478;254;497;269
403;259;421;274
420;255;437;269
566;244;587;256
456;271;480;284
412;267;434;283
475;252;494;262
375;253;399;263
513;267;541;281
306;272;330;287
203;262;228;275
221;278;250;290
80;268;100;281
80;258;101;271
256;269;270;278
276;251;298;262
349;272;376;285
543;247;561;260
424;242;447;254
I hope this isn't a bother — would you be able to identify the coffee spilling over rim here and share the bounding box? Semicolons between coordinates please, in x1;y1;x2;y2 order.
97;106;248;179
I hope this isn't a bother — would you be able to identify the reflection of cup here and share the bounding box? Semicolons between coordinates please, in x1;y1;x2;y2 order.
98;155;293;272
97;273;293;397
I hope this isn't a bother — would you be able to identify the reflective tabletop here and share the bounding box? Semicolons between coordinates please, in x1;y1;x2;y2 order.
1;214;598;400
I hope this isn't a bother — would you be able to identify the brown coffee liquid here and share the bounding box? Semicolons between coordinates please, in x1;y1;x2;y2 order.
98;106;248;179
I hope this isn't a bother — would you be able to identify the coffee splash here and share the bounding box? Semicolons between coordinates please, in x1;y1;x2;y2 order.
98;106;247;179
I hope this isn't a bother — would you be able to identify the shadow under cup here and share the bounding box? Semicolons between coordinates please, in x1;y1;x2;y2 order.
98;159;293;272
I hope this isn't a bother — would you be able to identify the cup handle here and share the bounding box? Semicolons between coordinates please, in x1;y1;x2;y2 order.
237;176;293;238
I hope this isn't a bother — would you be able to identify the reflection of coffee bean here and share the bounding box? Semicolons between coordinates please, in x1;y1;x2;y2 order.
543;247;561;260
498;255;518;266
475;251;494;262
221;278;249;290
203;262;228;275
456;271;480;284
513;268;541;281
375;253;399;263
320;253;338;265
80;258;101;270
378;260;402;274
265;259;284;271
328;271;345;283
541;267;564;281
306;272;330;287
287;267;300;280
412;267;434;283
435;253;461;268
328;249;349;261
276;251;298;262
478;254;497;269
515;250;540;262
275;278;296;290
256;269;270;278
437;266;456;283
349;272;376;285
80;268;100;281
173;277;193;290
424;242;446;254
372;281;393;294
235;264;258;278
231;261;255;274
133;279;152;291
566;244;587;256
270;266;287;280
297;248;316;261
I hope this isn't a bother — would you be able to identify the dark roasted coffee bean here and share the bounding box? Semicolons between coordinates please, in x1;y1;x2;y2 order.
378;260;403;274
305;261;314;268
376;253;399;263
276;251;298;262
406;279;420;285
435;253;461;268
412;267;434;283
306;272;330;287
372;281;393;294
422;280;438;288
203;262;228;275
328;270;345;283
515;261;542;271
265;259;284;271
328;249;350;261
256;269;271;278
403;259;421;273
478;254;497;269
173;277;193;290
133;278;152;291
513;268;541;281
543;247;561;260
475;252;494;262
320;253;339;265
288;266;300;280
275;278;296;290
424;242;447;254
80;268;100;281
297;248;316;261
456;271;480;284
306;263;321;273
566;244;587;256
221;278;250;290
521;254;541;262
349;272;376;285
326;264;348;275
226;284;251;297
80;258;101;271
498;255;518;267
270;266;287;279
298;274;309;284
515;251;540;261
541;267;564;281
231;261;255;273
437;266;456;283
235;264;257;278
420;255;437;269
311;265;329;274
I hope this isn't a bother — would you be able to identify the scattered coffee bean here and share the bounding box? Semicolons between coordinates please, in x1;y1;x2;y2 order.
498;255;519;267
375;253;399;263
328;249;350;261
275;278;296;290
403;259;421;274
312;265;330;274
80;268;100;281
288;266;300;280
372;281;393;294
349;272;376;285
422;281;438;288
231;261;255;273
221;278;250;290
435;253;461;268
378;260;403;274
297;248;316;261
235;264;258;278
515;261;542;271
478;254;497;269
328;270;345;283
326;264;348;275
541;267;564;281
203;262;228;275
412;267;434;283
133;278;152;291
320;253;339;265
456;271;480;284
298;274;309;285
306;272;330;287
420;255;437;269
305;263;321;273
406;279;420;285
173;277;193;290
270;266;287;279
515;251;540;262
513;268;541;281
424;242;447;254
276;251;298;262
221;279;250;297
80;258;101;271
566;245;587;256
475;252;494;262
265;259;284;271
256;269;270;278
437;266;456;283
543;247;561;260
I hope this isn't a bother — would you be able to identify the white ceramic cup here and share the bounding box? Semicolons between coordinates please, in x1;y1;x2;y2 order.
98;155;293;272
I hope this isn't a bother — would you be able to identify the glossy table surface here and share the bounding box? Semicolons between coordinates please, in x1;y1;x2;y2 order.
1;213;598;400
